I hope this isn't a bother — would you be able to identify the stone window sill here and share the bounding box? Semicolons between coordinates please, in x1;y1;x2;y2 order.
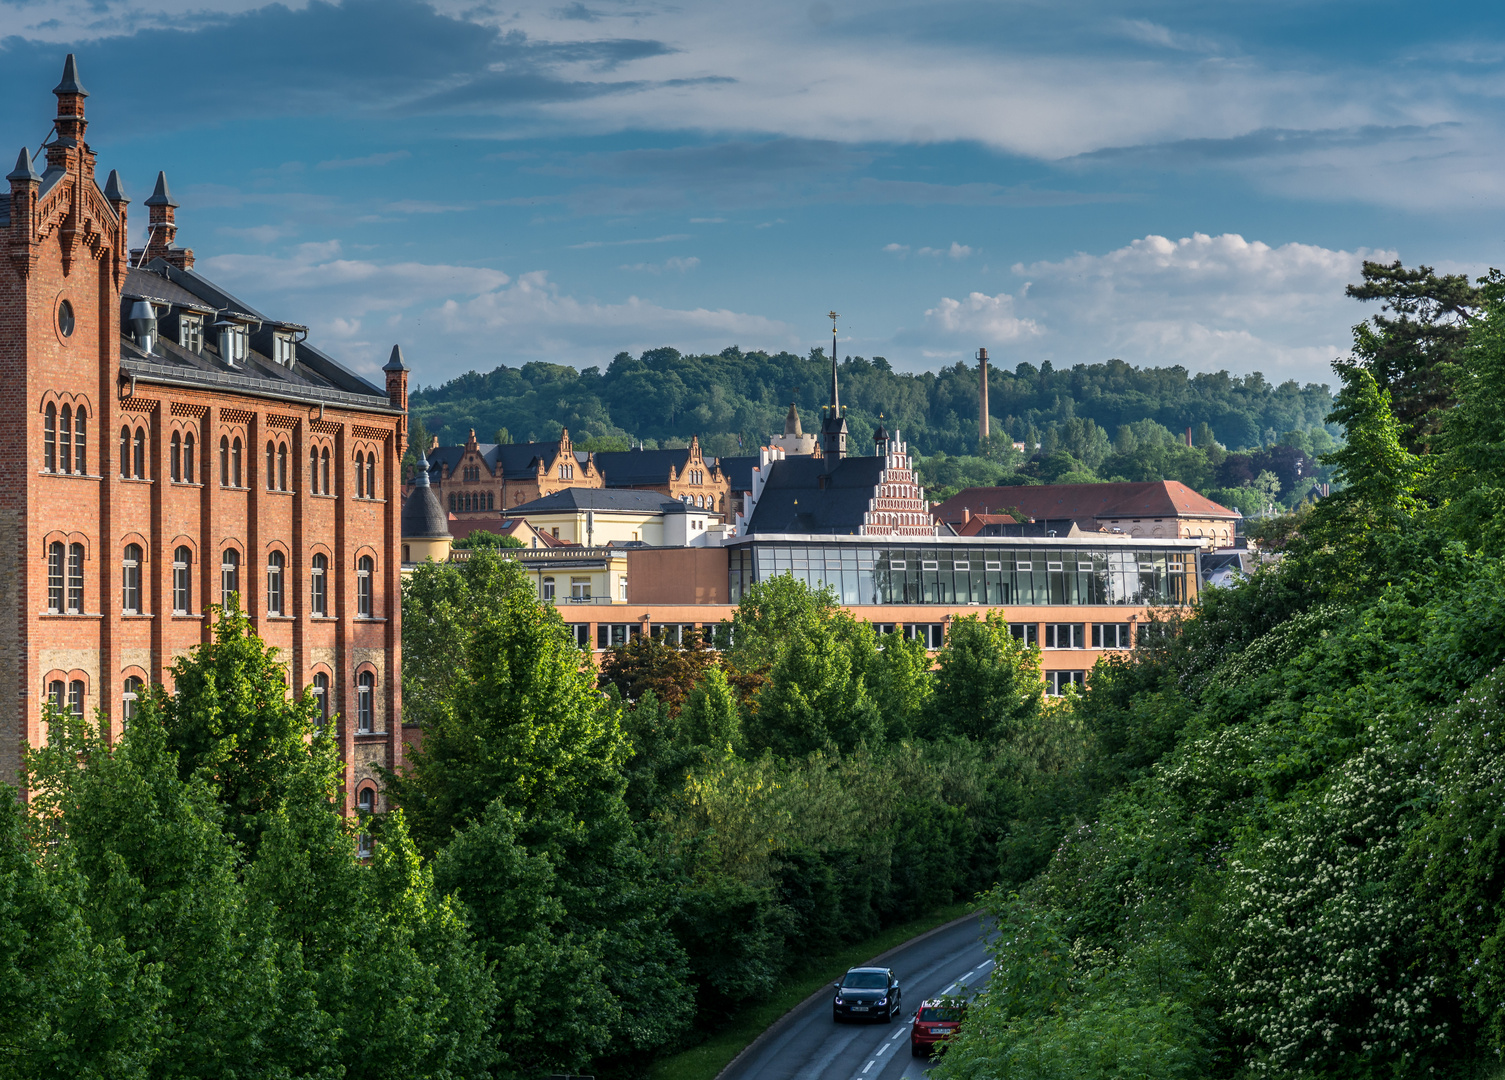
39;611;102;619
40;471;102;481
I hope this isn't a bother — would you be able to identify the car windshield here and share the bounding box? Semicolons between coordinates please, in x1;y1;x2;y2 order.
921;1007;964;1022
842;971;889;989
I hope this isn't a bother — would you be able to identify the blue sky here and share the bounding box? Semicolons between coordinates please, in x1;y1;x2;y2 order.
3;0;1501;391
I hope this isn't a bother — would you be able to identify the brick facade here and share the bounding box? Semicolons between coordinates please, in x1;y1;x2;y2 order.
0;58;405;811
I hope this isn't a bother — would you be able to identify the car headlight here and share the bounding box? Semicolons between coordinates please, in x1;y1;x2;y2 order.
834;997;843;1004
877;997;887;1005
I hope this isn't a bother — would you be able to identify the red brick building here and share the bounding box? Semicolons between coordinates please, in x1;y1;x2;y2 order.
0;57;407;811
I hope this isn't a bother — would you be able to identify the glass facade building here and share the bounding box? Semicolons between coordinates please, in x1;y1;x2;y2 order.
726;539;1195;607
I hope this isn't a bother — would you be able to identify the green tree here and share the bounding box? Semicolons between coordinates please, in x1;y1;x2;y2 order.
452;529;526;550
598;628;716;715
928;613;1042;743
156;605;323;852
1347;258;1484;451
746;612;883;758
679;666;742;752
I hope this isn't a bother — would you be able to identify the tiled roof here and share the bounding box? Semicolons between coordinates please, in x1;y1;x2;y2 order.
744;456;886;535
954;513;1020;535
121;262;392;411
932;481;1240;524
509;488;682;514
715;454;760;491
425;440;570;482
593;447;697;486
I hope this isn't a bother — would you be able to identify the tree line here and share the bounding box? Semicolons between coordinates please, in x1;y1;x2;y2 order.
405;347;1336;467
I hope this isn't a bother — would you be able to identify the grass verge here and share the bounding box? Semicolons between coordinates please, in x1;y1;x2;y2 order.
648;902;979;1080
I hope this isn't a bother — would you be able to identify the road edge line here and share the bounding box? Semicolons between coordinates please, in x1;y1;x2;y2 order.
712;909;984;1080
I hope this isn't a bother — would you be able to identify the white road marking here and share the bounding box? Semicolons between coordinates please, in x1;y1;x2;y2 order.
862;1060;875;1073
890;1030;905;1041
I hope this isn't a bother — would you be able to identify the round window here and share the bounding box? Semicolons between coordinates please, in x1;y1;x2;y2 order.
57;299;74;337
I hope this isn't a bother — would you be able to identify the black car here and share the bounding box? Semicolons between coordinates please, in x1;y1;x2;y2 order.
832;967;901;1023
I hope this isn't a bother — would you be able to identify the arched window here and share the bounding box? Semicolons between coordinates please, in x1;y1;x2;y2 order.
310;553;328;617
74;407;85;474
266;441;276;490
171;432;182;481
311;671;329;726
44;404;56;471
221;549;240;608
67;543;83;614
310;447;319;492
46;679;64;715
448;493;455;511
355;451;366;498
183;432;195;483
356;782;375;856
320;447;330;495
47;541;64;613
133;427;146;479
266;551;285;615
278;443;288;491
366;453;376;499
173;546;191;614
231;437;242;487
122;543;142;614
220;436;230;486
59;406;72;475
356;555;373;618
123;676;143;721
68;679;84;717
121;426;132;479
356;671;374;732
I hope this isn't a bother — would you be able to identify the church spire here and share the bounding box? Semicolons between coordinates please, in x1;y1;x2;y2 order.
821;310;848;460
828;309;841;414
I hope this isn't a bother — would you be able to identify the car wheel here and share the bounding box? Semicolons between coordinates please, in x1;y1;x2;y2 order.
832;1009;842;1024
883;1004;895;1024
911;1045;924;1058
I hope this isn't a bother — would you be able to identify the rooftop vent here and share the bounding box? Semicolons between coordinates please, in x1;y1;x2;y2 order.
128;300;158;355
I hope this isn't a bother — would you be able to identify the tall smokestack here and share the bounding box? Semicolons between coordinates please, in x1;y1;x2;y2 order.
1186;426;1193;448
977;347;990;444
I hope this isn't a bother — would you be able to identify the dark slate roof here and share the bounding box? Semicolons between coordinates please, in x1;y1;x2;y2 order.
509;488;682;515
593;447;693;487
716;455;760;492
425;440;579;482
120;262;394;412
744;455;886;535
400;460;450;539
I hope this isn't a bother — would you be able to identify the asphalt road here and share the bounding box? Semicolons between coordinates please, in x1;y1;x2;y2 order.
720;914;995;1080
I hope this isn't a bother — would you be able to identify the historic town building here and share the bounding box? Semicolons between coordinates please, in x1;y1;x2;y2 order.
931;481;1242;548
0;58;408;809
592;435;730;515
424;427;603;520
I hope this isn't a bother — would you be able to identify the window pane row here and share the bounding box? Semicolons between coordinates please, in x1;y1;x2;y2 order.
43;403;87;474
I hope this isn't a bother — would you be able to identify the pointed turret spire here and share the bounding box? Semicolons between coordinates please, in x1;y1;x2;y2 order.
102;168;127;203
383;343;408;372
144;171;177;208
53;54;88;98
7;147;40;183
783;402;802;436
384;342;410;412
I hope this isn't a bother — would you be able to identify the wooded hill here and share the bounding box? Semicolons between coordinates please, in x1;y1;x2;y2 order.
407;348;1337;462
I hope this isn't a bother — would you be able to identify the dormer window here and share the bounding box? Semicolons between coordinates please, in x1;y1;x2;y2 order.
272;333;295;367
180;315;203;353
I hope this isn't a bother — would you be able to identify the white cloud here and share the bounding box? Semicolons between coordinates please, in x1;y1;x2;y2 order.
619;256;700;273
883;242;909;255
569;233;692;249
911;232;1402;384
198;240;791;377
920;291;1041;342
917;242;972;259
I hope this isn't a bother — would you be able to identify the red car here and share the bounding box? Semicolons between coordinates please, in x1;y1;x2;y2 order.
910;998;966;1056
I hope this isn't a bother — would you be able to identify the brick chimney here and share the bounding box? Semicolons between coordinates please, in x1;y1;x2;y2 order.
135;171;194;269
977;347;989;443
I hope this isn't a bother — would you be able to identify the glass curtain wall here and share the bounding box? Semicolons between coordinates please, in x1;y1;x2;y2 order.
729;543;1190;606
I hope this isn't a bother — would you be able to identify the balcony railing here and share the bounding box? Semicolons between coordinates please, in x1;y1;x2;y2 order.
449;546;624;564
